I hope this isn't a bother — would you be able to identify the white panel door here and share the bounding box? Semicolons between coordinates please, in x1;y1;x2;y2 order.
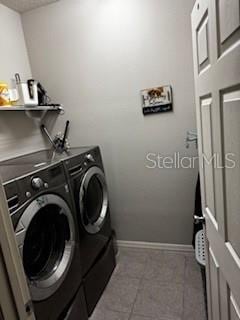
191;0;240;319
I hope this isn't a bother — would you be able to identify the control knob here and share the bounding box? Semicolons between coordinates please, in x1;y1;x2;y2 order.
85;154;94;162
31;177;44;190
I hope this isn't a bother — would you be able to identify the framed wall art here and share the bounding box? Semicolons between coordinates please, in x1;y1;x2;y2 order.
141;85;173;115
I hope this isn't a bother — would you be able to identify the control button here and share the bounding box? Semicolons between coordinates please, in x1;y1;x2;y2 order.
26;191;31;198
85;154;94;162
44;182;49;189
31;177;43;190
65;184;69;193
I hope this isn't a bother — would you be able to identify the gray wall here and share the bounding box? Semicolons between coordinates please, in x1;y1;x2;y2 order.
22;0;198;244
0;4;51;161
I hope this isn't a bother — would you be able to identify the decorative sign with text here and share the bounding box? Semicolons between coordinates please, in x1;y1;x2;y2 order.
141;85;173;115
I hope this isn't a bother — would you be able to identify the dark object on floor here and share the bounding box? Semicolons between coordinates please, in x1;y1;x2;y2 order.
193;174;208;319
201;267;208;319
192;174;203;247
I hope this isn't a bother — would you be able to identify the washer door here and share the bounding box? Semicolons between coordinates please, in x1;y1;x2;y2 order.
15;194;75;301
79;166;108;234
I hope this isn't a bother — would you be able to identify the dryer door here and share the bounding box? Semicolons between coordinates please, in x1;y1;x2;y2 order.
79;166;108;234
15;194;75;301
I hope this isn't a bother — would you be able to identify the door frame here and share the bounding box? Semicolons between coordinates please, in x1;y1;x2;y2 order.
0;178;35;320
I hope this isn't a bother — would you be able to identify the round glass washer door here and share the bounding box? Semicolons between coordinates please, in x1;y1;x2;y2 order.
79;166;108;234
15;194;75;301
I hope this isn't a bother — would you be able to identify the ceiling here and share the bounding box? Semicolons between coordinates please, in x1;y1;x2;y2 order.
0;0;59;13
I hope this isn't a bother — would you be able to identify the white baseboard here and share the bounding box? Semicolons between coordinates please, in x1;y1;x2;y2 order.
117;240;194;253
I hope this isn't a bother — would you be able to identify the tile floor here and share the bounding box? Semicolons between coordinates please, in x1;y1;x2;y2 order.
90;247;207;320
